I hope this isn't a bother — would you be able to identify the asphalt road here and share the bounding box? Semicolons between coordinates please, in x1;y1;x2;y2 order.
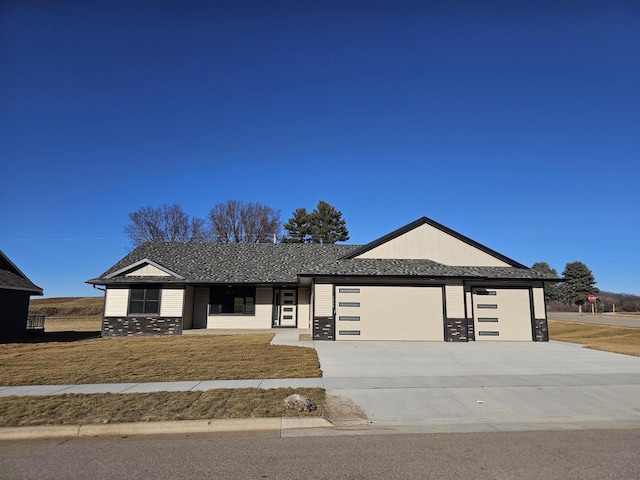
1;429;639;479
548;311;640;328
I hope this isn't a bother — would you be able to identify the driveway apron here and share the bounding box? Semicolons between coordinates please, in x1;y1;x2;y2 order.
313;340;640;432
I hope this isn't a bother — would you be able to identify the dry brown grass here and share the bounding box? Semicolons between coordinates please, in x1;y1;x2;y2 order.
43;316;102;332
548;320;640;357
0;334;321;385
0;388;325;427
29;297;103;317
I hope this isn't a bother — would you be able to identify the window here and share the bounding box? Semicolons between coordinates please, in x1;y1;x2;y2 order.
478;318;499;322
339;316;360;321
209;286;256;315
338;302;360;307
339;330;361;335
477;304;498;309
478;331;500;336
129;288;160;315
475;290;497;296
339;288;360;293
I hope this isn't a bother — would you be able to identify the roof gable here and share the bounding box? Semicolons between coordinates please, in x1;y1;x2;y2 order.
104;259;185;280
0;250;43;294
340;217;527;268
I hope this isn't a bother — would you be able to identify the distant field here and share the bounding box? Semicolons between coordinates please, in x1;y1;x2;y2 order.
549;320;640;357
30;296;103;316
29;296;103;332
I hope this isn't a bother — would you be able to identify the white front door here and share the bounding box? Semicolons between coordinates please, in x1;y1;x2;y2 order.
273;289;297;327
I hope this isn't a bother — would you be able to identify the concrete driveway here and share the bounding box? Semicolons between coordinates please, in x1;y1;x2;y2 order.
313;340;640;433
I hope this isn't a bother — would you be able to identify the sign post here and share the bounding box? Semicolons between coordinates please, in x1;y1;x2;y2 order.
588;294;596;315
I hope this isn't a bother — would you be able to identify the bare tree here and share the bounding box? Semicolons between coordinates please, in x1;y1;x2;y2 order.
208;200;281;243
125;204;208;247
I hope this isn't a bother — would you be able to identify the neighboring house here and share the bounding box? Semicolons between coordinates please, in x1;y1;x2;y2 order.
87;217;560;342
0;250;43;340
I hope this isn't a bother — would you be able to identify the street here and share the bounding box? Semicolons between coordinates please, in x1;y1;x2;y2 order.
1;428;639;479
548;312;640;328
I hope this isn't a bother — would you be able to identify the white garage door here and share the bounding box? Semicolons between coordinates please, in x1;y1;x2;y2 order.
472;288;532;341
335;286;444;341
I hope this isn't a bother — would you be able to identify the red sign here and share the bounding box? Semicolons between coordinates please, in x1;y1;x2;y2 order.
588;294;596;303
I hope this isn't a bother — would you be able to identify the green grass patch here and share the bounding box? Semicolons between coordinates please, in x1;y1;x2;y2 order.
0;388;325;427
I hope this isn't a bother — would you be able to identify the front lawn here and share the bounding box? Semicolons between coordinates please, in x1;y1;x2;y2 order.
548;320;640;357
0;388;325;427
0;334;321;385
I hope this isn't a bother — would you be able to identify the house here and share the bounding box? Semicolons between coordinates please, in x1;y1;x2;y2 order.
0;250;43;340
87;217;559;341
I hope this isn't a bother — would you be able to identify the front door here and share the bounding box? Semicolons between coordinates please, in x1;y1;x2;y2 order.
273;289;297;327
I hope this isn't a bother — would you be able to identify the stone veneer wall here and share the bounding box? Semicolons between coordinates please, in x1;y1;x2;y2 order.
445;318;469;342
102;316;183;337
533;318;549;342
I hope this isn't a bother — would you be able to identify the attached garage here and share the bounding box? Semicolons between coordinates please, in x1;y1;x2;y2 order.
472;288;533;341
335;286;444;341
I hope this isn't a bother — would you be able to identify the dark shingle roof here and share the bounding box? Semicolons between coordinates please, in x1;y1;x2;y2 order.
88;242;560;285
301;258;560;280
0;251;43;294
89;243;361;284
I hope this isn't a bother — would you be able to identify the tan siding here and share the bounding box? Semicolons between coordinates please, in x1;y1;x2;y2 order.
532;287;546;319
336;286;444;341
193;287;209;328
160;289;184;317
183;287;194;329
207;287;272;329
314;283;334;317
445;284;465;318
104;288;129;316
465;290;473;318
125;264;171;277
356;223;511;266
297;288;311;329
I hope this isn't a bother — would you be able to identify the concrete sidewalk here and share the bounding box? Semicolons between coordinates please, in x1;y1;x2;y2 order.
0;377;323;397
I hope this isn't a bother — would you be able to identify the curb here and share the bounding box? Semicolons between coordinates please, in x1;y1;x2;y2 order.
0;417;334;441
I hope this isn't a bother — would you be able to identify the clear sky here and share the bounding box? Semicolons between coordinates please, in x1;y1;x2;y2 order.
1;0;638;298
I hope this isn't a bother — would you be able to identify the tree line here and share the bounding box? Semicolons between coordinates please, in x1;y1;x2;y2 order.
530;261;637;313
124;200;349;247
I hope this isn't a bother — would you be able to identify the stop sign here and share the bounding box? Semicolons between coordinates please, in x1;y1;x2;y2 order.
588;294;596;303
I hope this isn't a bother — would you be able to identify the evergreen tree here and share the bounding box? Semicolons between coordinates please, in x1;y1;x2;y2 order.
309;200;349;244
282;208;311;243
531;261;562;303
561;261;598;311
282;201;349;244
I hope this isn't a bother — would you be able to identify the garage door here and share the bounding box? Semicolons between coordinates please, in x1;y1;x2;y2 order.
472;288;532;341
335;286;444;341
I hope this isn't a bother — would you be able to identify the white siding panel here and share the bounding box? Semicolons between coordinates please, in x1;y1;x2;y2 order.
104;288;128;316
125;264;171;277
160;289;184;317
532;287;546;319
298;288;311;330
314;284;333;317
445;284;465;318
207;287;272;329
357;223;511;267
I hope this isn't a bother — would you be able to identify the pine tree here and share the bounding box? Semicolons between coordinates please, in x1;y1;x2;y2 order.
309;201;349;244
282;208;311;243
531;262;562;303
561;261;598;311
282;201;349;244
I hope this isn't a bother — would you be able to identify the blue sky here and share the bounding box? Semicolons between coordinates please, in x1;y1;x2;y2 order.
1;0;638;298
